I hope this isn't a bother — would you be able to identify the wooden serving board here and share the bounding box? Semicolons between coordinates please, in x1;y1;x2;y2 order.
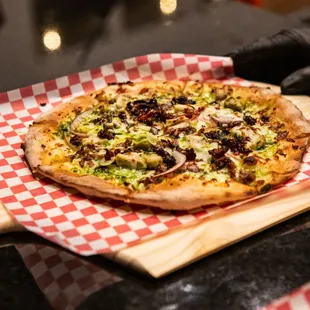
1;82;310;278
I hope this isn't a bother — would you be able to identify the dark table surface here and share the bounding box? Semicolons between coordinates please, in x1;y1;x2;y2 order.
1;0;310;309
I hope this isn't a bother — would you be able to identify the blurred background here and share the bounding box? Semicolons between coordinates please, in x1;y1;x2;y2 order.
29;0;310;54
1;0;310;91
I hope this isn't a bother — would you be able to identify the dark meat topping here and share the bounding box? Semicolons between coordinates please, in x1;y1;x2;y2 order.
92;111;114;124
72;145;98;166
138;110;165;125
244;115;256;126
239;169;256;184
286;138;295;142
92;118;102;124
104;148;121;160
166;126;196;138
98;128;115;140
143;176;162;186
183;107;198;119
221;138;251;154
172;95;196;105
261;115;270;123
276;149;287;157
160;105;175;119
163;112;175;120
104;149;112;160
204;130;229;140
277;130;288;141
261;184;272;193
208;147;228;159
70;135;82;147
205;130;221;140
119;138;132;148
85;144;97;152
126;98;158;116
180;148;196;161
197;126;205;135
156;139;175;149
79;154;93;168
293;145;299;150
126;98;166;125
71;145;94;162
154;147;176;168
228;160;237;178
213;156;232;170
243;156;257;166
119;111;127;120
126;96;197;126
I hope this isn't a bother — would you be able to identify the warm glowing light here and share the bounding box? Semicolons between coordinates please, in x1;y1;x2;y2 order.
160;0;177;15
43;29;61;51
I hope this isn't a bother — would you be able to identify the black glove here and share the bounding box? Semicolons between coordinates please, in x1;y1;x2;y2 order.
228;29;310;95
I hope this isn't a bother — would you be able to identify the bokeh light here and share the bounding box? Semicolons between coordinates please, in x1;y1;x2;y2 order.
160;0;177;15
43;29;61;51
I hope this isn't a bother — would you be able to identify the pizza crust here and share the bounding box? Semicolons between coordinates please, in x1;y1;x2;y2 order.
35;165;257;210
24;81;310;210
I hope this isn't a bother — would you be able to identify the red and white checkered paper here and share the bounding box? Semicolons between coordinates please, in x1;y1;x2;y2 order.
1;53;310;255
262;282;310;310
16;244;121;310
15;243;310;310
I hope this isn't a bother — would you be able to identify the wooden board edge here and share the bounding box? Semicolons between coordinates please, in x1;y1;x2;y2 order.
112;182;310;278
0;201;24;234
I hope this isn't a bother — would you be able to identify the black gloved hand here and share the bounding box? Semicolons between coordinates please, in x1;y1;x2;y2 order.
228;29;310;95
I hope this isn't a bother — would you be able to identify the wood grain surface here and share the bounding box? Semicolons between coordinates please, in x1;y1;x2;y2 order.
1;82;310;278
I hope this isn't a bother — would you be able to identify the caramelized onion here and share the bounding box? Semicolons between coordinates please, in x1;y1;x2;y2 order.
153;151;186;178
64;134;78;151
70;110;93;137
69;130;88;137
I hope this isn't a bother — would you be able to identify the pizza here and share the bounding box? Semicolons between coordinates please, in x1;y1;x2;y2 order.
23;81;310;210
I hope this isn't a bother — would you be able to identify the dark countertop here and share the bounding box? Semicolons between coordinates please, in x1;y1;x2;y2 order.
1;1;310;309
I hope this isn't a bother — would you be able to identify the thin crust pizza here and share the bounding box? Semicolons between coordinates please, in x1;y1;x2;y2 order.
24;81;310;210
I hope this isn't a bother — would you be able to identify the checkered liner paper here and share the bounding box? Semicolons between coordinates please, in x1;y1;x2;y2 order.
15;243;310;310
16;244;121;310
1;53;310;255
